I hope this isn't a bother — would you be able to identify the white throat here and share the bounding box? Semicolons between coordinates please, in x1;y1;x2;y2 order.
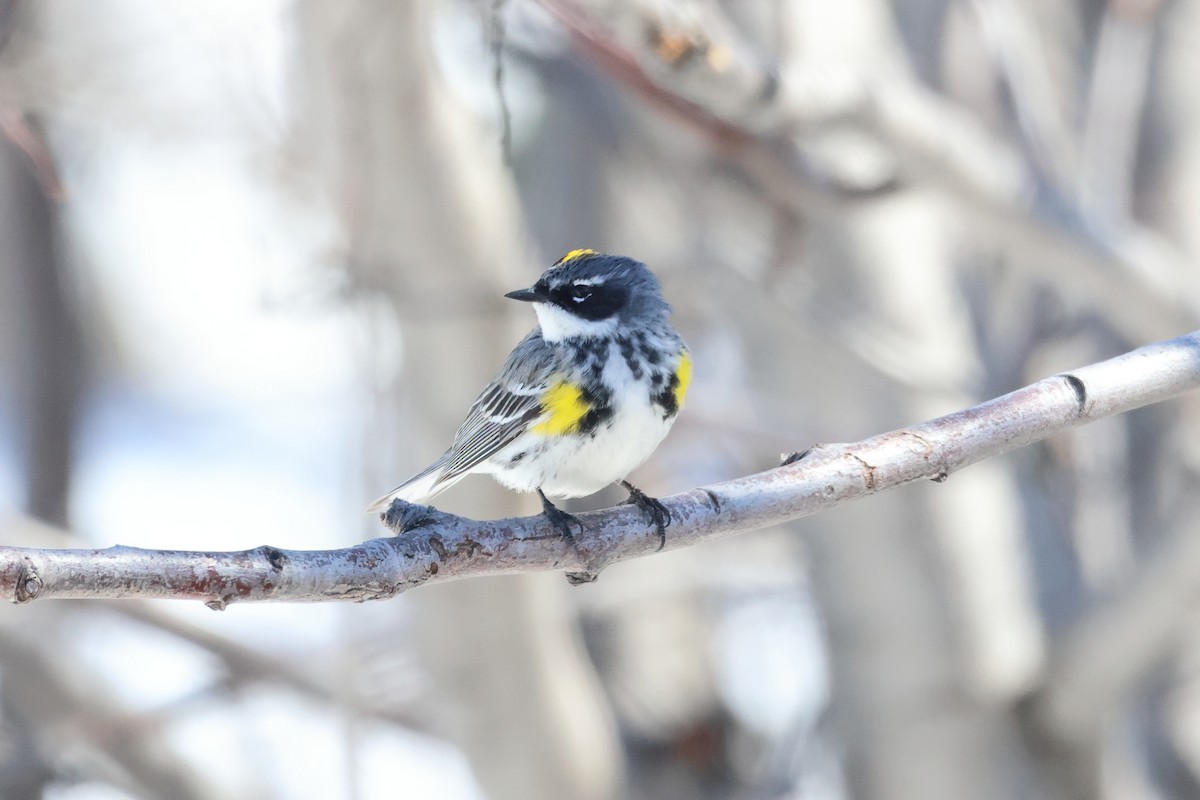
533;302;618;342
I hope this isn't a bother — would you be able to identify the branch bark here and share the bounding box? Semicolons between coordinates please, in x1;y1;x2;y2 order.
2;331;1199;607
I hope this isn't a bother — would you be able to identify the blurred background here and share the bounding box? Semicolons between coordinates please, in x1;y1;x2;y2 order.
2;0;1200;798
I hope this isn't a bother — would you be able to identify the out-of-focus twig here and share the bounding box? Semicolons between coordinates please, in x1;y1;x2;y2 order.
0;0;20;55
1020;473;1200;799
966;0;1080;191
0;629;211;799
106;603;426;731
1;331;1198;604
0;120;81;528
1078;0;1161;224
536;0;1199;341
0;108;65;200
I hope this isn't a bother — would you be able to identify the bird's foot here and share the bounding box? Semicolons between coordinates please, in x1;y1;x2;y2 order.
539;490;585;543
620;480;671;552
539;491;596;584
542;491;597;585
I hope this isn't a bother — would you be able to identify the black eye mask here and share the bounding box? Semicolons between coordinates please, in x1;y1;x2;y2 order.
548;281;628;321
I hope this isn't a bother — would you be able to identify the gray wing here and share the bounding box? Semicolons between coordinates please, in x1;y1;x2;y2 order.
439;331;559;481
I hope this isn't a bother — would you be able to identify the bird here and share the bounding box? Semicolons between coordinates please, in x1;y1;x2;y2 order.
367;249;691;549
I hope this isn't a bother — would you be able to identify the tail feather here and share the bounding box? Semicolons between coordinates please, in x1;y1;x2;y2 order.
365;452;467;513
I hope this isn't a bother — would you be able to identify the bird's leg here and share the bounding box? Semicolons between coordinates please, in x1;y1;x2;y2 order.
619;480;671;552
538;489;584;543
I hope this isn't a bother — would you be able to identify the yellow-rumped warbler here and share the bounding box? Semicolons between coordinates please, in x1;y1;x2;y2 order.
367;249;691;546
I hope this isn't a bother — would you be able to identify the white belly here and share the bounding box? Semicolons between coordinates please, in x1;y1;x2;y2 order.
537;389;673;497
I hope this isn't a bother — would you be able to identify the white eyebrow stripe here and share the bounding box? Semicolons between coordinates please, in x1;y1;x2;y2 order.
571;277;607;286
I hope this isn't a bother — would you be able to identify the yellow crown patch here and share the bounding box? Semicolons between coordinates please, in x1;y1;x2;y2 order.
554;248;597;267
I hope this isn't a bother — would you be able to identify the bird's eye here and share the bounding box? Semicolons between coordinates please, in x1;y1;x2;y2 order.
569;284;592;303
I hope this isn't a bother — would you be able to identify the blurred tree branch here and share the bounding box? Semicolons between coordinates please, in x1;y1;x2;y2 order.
1020;474;1200;799
109;602;427;730
0;109;64;199
0;115;81;527
0;0;18;54
1;330;1198;605
0;629;211;799
536;0;1199;341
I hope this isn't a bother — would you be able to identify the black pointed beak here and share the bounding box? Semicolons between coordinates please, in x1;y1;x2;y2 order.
504;286;545;303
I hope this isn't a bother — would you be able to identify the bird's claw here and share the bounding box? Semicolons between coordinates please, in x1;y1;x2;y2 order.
621;481;671;552
539;490;597;584
542;501;585;544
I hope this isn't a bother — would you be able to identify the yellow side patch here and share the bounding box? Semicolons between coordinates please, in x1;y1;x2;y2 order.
532;380;590;435
674;351;692;410
555;248;597;266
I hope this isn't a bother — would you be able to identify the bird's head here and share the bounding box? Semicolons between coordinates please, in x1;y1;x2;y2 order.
505;249;670;342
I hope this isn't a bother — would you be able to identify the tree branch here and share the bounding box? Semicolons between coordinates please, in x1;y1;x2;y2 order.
2;331;1199;607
